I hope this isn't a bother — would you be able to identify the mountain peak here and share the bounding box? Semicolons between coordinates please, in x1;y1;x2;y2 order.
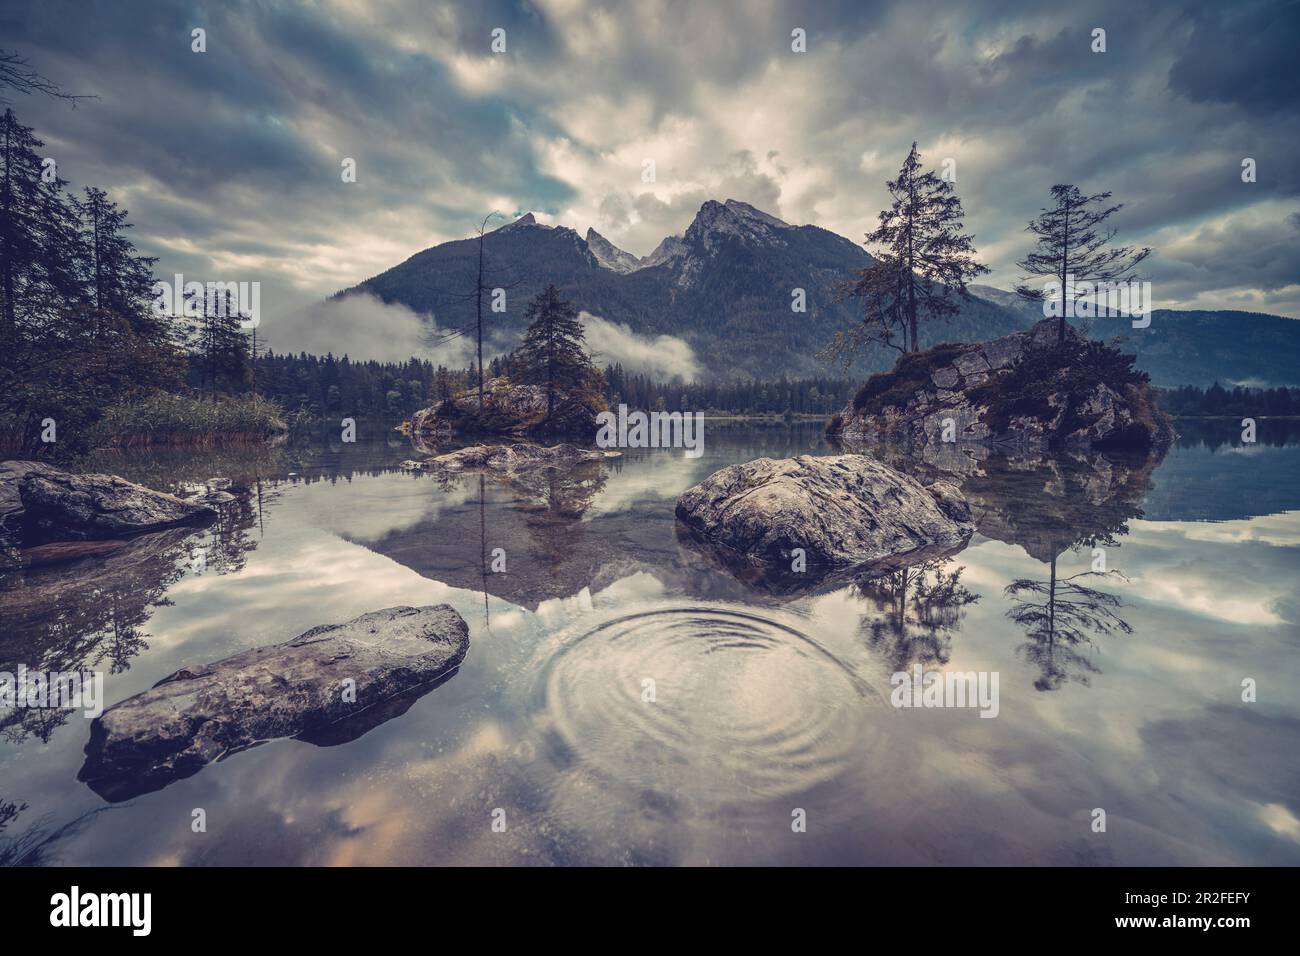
585;228;642;274
643;234;687;268
685;198;790;252
496;212;538;233
723;198;789;227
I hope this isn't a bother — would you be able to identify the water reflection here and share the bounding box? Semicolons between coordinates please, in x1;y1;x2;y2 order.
354;454;654;610
1005;568;1133;690
1;494;266;744
0;799;113;867
849;442;1161;689
854;560;980;670
1;422;1298;865
79;668;462;803
518;605;883;832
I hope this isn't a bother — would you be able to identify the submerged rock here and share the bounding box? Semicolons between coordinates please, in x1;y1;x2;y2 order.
79;605;470;801
831;319;1175;452
406;442;620;473
675;454;974;575
0;460;216;544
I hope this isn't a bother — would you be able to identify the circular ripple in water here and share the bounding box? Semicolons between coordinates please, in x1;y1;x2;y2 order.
525;606;881;815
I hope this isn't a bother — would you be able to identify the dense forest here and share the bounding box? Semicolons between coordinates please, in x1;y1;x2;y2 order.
253;349;859;420
1156;383;1300;418
255;349;1300;421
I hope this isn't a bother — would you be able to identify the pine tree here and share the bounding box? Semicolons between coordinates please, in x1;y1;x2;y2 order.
73;186;158;328
1015;185;1151;344
857;142;987;354
823;248;911;364
0;107;83;336
186;287;252;398
0;108;183;455
515;284;595;417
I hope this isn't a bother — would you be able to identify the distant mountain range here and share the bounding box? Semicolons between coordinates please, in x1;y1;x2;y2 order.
337;200;1300;386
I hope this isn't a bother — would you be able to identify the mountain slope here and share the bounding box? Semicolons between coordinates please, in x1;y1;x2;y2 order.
336;203;1300;385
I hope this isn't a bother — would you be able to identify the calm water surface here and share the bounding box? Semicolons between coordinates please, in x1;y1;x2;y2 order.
2;422;1298;865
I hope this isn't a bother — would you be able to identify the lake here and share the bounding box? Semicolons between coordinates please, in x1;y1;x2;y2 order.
2;420;1299;865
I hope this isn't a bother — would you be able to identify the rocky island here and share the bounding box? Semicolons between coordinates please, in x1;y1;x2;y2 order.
828;319;1175;452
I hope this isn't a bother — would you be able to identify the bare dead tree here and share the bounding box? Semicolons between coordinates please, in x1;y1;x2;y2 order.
0;50;95;107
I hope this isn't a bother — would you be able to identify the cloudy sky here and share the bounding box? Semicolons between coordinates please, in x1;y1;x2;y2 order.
4;0;1298;360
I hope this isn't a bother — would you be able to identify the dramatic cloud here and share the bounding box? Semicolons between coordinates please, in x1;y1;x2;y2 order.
274;294;476;366
5;0;1297;362
579;312;700;381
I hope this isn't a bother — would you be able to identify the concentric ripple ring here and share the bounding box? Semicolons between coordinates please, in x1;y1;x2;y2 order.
523;605;881;811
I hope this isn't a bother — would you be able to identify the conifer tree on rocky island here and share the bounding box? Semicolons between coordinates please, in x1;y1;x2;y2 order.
1015;184;1151;344
515;284;598;418
841;142;987;357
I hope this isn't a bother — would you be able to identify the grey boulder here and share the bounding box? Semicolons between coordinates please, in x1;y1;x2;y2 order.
675;454;974;570
80;605;470;801
1;460;216;543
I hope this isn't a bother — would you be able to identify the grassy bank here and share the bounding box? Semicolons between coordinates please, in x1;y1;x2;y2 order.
92;393;289;447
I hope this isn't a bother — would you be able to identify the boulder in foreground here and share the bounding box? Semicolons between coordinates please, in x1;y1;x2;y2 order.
675;454;974;571
0;460;216;544
79;605;470;801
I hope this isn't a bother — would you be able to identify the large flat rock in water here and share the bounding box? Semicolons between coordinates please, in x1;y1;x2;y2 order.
675;454;974;570
1;460;215;543
80;605;470;801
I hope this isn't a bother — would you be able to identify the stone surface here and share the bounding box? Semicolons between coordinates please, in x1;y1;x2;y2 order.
0;460;216;544
79;605;470;801
0;461;42;539
674;454;974;570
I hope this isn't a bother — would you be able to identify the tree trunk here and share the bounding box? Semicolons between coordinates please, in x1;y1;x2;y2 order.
92;202;102;310
476;232;485;408
1058;205;1069;345
906;176;918;352
1;116;14;335
1047;554;1057;642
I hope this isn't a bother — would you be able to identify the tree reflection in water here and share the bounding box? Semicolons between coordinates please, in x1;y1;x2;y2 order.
0;492;264;743
854;560;980;670
1005;564;1133;691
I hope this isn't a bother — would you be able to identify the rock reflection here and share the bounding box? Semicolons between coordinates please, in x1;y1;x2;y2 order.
0;493;264;743
80;671;458;803
359;452;622;610
825;438;1163;690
